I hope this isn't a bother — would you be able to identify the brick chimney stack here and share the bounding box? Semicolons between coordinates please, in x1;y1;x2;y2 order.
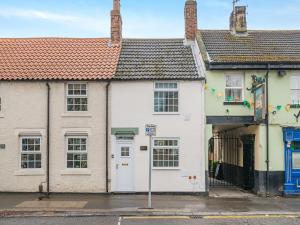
184;0;198;41
111;0;122;45
230;6;247;35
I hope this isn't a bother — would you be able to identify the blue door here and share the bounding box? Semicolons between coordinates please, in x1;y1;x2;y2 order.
283;128;300;195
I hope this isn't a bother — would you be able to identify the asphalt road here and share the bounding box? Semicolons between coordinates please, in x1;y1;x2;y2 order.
1;216;300;225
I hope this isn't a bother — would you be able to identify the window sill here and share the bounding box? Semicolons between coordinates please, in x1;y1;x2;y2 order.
223;102;244;106
153;167;180;170
291;104;300;109
153;113;180;115
62;113;92;118
14;170;45;176
60;169;92;176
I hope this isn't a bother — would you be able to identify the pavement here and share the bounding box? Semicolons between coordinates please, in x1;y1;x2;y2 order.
1;188;300;218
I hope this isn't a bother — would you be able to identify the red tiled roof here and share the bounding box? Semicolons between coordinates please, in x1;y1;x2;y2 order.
0;38;120;80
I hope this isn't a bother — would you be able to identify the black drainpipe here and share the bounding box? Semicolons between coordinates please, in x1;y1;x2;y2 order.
265;64;270;196
46;82;51;196
106;81;111;193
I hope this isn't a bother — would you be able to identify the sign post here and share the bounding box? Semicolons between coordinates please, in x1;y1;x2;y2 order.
145;124;156;209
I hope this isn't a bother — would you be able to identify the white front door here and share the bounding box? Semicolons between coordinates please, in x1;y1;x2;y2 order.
116;142;134;192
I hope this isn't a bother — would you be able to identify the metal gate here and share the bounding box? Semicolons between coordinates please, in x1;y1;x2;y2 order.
208;134;240;187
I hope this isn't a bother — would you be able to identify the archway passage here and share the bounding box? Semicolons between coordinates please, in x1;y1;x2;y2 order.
208;127;255;197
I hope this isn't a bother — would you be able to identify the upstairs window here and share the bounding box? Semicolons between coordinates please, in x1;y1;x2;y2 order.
67;83;88;112
154;82;179;113
291;76;300;105
225;74;244;102
21;137;42;169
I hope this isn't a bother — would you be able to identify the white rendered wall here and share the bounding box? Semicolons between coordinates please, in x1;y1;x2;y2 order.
110;80;205;193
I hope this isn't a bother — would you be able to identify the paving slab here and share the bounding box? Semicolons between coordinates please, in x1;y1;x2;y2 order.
16;201;87;209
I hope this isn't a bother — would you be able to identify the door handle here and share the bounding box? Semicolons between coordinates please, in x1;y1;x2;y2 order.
116;164;119;169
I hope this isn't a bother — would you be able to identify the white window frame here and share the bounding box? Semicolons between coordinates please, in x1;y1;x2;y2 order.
290;75;300;105
152;138;180;170
224;74;244;103
153;81;179;114
66;136;88;169
20;136;42;169
66;82;88;112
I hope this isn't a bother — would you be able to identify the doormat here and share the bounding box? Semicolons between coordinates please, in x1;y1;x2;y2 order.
16;201;87;208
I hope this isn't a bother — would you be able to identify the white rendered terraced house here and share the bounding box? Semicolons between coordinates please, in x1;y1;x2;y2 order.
0;0;206;194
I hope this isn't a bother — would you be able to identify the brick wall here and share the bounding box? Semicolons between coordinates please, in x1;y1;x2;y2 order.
185;0;197;41
111;0;122;45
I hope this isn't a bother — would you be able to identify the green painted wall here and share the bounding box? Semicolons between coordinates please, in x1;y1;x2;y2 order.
205;70;300;121
205;70;300;172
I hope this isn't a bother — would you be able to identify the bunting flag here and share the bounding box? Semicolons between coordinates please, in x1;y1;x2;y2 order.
205;83;209;90
269;105;274;112
204;83;293;114
217;92;223;98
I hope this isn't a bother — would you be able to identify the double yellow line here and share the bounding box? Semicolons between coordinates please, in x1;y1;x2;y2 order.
123;214;300;220
123;216;190;220
203;215;299;219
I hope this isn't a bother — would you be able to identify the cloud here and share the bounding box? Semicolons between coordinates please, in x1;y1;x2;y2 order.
0;8;110;35
0;8;78;23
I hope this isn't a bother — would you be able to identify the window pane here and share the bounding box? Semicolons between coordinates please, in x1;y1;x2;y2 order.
121;147;130;157
293;152;300;169
21;162;28;168
36;161;41;169
81;161;88;168
226;75;243;87
225;89;242;102
291;90;300;105
28;161;35;168
67;161;74;168
67;154;73;160
81;154;87;160
74;161;81;168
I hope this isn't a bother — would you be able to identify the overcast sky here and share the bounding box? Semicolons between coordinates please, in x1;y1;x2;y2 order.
0;0;299;38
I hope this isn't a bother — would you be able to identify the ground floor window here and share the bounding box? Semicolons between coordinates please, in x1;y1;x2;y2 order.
153;139;179;168
66;137;88;169
20;137;41;169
